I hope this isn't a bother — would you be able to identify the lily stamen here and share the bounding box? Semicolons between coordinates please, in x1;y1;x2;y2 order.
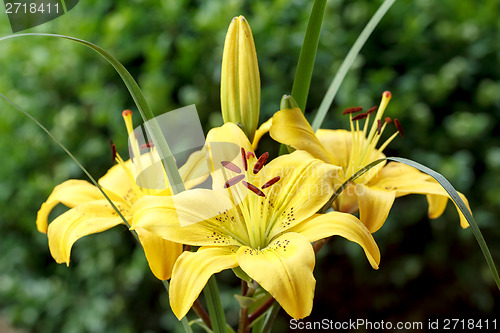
342;106;363;115
222;161;242;173
261;176;281;189
394;118;404;137
110;140;117;162
253;152;269;174
241;148;248;171
224;174;245;188
242;181;265;197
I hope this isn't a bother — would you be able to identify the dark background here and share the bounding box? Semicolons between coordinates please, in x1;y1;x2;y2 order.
0;0;498;332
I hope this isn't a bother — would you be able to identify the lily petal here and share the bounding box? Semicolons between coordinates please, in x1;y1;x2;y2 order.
170;246;238;319
357;184;396;233
98;160;138;203
270;108;335;164
369;162;471;228
206;122;253;155
237;232;315;319
316;129;352;170
288;212;380;269
179;149;210;190
258;151;340;238
37;180;103;233
132;191;243;246
252;117;273;151
47;200;128;265
135;226;183;280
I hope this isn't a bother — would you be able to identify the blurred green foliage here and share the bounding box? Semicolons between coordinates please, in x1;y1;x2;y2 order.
0;0;499;332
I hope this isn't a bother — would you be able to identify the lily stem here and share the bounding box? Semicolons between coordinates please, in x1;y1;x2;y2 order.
193;299;212;330
248;296;275;324
238;281;250;333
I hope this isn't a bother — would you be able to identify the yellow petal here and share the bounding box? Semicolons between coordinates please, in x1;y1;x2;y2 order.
135;226;183;280
316;129;352;170
36;180;103;233
170;246;238;319
236;232;315;319
132;191;243;246
252;117;273;151
47;200;128;265
369;162;471;228
357;184;396;233
179;149;210;190
206;122;253;156
98;160;138;203
288;212;380;269
258;151;341;239
269;108;334;164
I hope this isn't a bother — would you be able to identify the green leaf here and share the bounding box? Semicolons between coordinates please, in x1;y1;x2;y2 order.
291;0;327;113
331;157;500;291
0;33;185;194
204;276;228;333
311;0;396;131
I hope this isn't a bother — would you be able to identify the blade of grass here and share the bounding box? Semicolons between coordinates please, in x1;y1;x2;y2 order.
311;0;396;131
328;157;500;291
0;33;185;194
291;0;327;113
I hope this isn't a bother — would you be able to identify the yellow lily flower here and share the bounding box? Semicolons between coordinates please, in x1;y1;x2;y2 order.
36;110;207;280
269;91;471;233
131;123;380;319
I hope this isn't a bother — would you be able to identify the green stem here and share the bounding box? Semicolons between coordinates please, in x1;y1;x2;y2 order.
291;0;327;113
162;281;193;333
204;276;228;333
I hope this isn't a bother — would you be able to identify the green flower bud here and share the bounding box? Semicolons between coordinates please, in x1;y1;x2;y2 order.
221;16;260;142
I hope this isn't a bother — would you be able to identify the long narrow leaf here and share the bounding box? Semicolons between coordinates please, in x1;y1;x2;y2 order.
311;0;396;131
291;0;327;113
0;33;185;194
329;157;500;290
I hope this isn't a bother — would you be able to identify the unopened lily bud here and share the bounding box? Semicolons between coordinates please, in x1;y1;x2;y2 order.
221;15;260;142
280;94;299;110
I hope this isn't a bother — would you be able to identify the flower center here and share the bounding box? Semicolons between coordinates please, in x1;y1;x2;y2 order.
220;147;282;249
221;148;280;198
343;91;404;182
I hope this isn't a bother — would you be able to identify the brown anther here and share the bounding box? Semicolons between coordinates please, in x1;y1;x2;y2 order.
351;112;368;121
385;117;392;124
110;140;117;163
242;181;265;197
394;118;404;137
342;106;363;115
241;148;248;171
367;106;378;115
222;161;241;173
224;174;245;188
253;152;269;174
261;176;280;189
246;151;255;159
377;119;382;135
